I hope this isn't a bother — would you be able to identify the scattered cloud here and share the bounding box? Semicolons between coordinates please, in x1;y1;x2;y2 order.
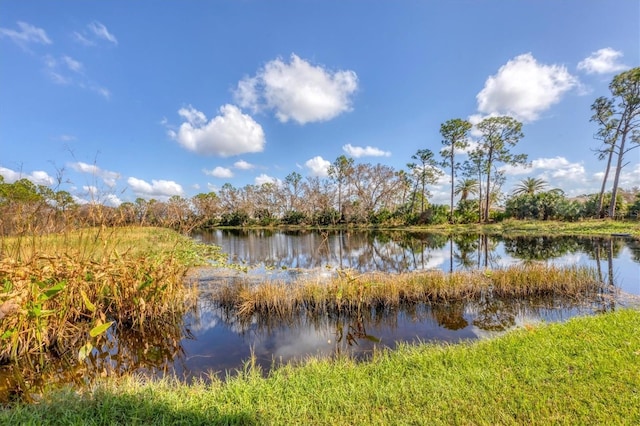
616;163;640;189
234;160;255;170
62;55;83;73
69;161;120;187
305;156;330;177
168;104;265;157
74;21;117;46
476;53;578;122
342;143;391;158
0;166;54;186
72;32;94;46
43;55;110;99
91;86;111;100
88;21;118;45
501;156;585;177
78;185;122;206
234;53;358;124
577;48;628;74
500;156;598;196
0;21;51;48
204;166;234;178
127;177;184;200
255;173;279;186
56;134;77;142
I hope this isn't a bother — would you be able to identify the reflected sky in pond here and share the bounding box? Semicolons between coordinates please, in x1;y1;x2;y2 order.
168;230;639;381
193;230;639;295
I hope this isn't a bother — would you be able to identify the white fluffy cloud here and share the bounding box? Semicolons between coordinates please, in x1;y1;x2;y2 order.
254;174;279;186
76;186;122;206
169;104;265;157
127;177;183;200
69;161;120;187
578;48;627;74
235;53;358;124
204;166;233;178
500;156;598;196
0;21;51;47
501;156;585;177
342;143;391;158
304;156;330;177
234;160;255;170
0;166;54;186
477;53;578;122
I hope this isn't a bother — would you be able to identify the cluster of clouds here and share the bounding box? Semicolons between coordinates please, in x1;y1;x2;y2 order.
165;53;379;186
474;48;628;123
167;54;360;161
2;16;635;204
0;20;114;99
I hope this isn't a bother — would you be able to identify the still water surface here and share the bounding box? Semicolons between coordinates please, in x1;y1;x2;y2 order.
169;230;639;380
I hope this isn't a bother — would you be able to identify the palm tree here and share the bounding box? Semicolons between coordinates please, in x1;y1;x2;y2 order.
454;179;479;202
512;177;548;196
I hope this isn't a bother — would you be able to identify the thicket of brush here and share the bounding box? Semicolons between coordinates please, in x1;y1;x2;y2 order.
0;226;221;365
216;265;604;319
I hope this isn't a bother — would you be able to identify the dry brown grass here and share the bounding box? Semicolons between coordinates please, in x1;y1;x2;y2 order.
0;227;208;363
216;265;603;318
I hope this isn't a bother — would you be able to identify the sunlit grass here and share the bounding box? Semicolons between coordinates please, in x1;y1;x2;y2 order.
2;308;638;424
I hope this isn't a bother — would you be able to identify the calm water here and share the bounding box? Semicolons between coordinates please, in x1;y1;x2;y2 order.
168;230;639;381
2;231;639;401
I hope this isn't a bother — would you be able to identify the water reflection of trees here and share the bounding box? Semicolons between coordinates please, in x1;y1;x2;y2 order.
0;316;189;404
195;230;638;276
501;236;581;262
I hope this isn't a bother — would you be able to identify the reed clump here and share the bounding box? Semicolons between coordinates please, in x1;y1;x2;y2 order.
217;265;603;318
0;227;214;364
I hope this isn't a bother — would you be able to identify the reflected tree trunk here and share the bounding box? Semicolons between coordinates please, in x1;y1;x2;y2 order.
607;238;615;287
449;235;453;273
594;239;603;283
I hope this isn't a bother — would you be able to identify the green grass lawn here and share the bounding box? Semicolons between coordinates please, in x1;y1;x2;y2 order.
3;308;638;425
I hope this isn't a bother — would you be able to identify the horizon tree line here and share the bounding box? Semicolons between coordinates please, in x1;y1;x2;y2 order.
0;68;638;234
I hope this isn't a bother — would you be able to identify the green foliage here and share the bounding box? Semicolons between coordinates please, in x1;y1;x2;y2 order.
506;190;567;220
584;193;627;218
311;208;340;226
220;210;249;227
281;210;308;225
453;200;480;223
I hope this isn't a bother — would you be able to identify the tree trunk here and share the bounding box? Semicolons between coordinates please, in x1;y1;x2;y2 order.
449;152;455;223
608;130;628;218
597;147;614;218
484;167;492;223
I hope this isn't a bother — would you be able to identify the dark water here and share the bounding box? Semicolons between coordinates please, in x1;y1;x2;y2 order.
2;231;639;402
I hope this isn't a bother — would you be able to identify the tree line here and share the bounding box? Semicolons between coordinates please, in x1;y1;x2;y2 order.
1;68;638;235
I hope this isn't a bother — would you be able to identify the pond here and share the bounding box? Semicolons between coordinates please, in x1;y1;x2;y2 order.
1;230;639;402
169;230;639;381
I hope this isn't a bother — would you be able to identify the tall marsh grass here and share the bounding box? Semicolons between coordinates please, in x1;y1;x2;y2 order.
0;227;217;364
217;265;605;318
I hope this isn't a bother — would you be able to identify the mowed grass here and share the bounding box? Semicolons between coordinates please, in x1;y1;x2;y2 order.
2;308;638;425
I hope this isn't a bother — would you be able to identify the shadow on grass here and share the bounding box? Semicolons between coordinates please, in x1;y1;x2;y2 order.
2;389;259;425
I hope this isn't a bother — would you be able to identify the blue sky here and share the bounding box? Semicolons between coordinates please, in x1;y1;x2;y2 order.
1;1;638;206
